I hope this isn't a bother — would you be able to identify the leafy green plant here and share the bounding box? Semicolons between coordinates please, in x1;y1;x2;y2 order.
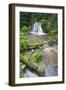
30;49;43;62
20;26;31;33
20;36;29;52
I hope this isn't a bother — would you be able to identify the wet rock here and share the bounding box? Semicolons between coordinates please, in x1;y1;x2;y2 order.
24;69;39;77
45;64;58;76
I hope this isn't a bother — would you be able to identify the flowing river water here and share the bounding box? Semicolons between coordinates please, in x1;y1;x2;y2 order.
23;45;58;77
20;22;58;77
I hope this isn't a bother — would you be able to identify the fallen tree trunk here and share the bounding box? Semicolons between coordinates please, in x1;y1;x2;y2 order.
27;40;50;50
20;54;45;76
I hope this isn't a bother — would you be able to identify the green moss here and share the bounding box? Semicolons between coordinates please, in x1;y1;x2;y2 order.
37;63;45;72
20;63;26;78
20;49;45;74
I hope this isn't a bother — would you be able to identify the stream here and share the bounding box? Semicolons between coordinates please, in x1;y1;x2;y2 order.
22;45;58;77
20;22;58;78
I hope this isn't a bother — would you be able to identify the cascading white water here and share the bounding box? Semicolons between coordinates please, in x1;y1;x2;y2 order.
32;22;43;33
31;22;46;35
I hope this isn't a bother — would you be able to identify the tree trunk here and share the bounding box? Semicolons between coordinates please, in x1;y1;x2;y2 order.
20;54;45;76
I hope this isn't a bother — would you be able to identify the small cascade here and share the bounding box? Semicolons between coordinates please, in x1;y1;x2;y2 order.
32;22;43;33
31;22;47;35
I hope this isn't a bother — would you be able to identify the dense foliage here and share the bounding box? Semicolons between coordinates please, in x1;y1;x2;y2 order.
20;26;31;33
30;49;43;62
20;12;58;78
20;35;29;52
20;12;58;43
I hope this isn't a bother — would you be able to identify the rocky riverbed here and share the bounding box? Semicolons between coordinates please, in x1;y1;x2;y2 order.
20;45;58;78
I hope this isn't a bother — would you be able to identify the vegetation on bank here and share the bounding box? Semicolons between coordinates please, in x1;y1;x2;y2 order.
20;12;58;77
20;12;58;43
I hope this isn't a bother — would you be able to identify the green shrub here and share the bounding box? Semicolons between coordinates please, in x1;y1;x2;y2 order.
20;26;31;33
20;36;29;52
31;49;43;62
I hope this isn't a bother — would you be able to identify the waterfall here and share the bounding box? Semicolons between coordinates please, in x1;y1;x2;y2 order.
32;22;43;33
31;22;46;35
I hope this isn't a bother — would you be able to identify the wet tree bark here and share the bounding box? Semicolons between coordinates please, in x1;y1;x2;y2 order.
27;40;50;50
20;54;45;76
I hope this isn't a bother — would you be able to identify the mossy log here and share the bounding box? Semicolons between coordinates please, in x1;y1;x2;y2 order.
20;54;45;76
28;40;50;50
